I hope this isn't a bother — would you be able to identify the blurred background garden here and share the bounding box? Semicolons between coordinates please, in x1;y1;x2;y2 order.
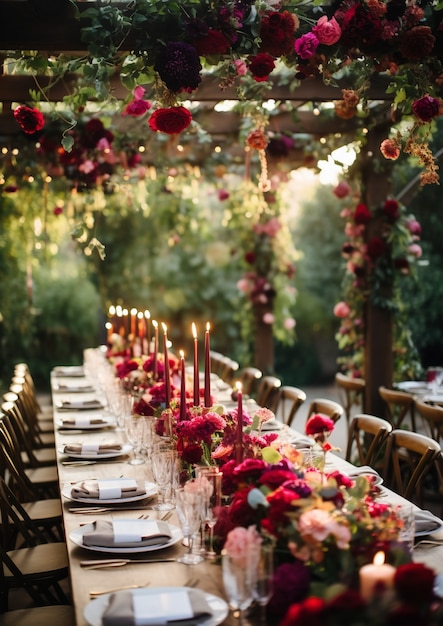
1;112;443;391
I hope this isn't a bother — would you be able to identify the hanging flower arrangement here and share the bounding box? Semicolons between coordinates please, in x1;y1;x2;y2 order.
333;181;423;380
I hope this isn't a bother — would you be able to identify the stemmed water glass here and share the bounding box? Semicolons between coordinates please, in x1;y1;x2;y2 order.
248;543;274;623
175;486;204;565
150;442;176;510
124;413;146;465
222;549;254;624
195;468;222;559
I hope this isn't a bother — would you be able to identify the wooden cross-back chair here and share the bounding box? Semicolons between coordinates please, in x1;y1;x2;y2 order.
414;398;443;513
238;367;262;397
8;382;55;446
0;476;70;611
378;386;415;430
335;372;365;424
0;605;76;626
305;398;344;424
345;413;392;469
381;429;441;505
256;376;282;413
278;386;307;427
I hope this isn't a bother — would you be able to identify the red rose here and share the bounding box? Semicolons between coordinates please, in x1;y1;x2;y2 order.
266;487;300;526
193;29;231;55
13;105;45;134
412;95;442;122
367;236;387;259
354;203;372;225
148;107;192;134
305;414;335;437
394;562;435;603
383;199;400;220
248;52;275;82
229;486;257;527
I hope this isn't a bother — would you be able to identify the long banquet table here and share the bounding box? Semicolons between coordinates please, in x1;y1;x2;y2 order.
51;357;443;626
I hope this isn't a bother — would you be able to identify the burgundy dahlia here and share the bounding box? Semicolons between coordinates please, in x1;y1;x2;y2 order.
339;3;383;50
193;29;231;55
260;11;296;57
412;95;441;122
248;52;275;82
398;26;435;60
154;42;202;94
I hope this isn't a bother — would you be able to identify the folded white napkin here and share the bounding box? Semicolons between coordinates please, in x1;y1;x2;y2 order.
71;478;146;500
102;588;212;626
63;442;122;455
57;399;103;410
83;519;172;548
347;465;382;479
61;416;106;427
261;419;282;431
414;509;443;534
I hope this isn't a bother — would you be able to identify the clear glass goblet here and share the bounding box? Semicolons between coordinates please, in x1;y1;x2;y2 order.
124;414;146;465
195;468;222;559
175;487;204;565
248;543;274;623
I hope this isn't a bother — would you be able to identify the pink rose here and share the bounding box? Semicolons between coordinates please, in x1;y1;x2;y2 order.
333;301;350;318
406;218;421;237
312;16;342;45
408;243;422;258
224;525;262;568
122;86;152;117
263;312;275;324
284;317;296;330
234;59;247;76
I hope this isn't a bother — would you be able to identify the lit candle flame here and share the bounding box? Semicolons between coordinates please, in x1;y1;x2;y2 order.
144;310;150;319
192;322;197;339
152;320;158;329
179;350;185;359
206;321;210;332
236;381;242;392
137;311;143;320
108;305;116;316
130;307;138;316
373;551;385;566
162;322;167;334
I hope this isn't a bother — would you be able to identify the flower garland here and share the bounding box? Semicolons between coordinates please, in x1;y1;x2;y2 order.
332;181;423;379
11;0;443;183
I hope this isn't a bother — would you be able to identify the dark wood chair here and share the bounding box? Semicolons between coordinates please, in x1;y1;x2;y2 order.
0;605;76;626
238;367;262;397
378;386;415;430
335;372;365;424
381;429;441;505
345;413;392;468
305;398;344;424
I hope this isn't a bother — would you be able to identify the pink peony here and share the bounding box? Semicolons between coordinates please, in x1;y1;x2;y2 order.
312;16;342;45
408;243;422;258
284;317;296;330
224;525;262;568
122;86;151;117
294;32;319;59
406;218;421;237
263;312;275;324
306;414;335;437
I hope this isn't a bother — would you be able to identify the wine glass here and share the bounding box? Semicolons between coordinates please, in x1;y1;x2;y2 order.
222;549;254;624
248;543;274;623
124;414;146;465
150;442;176;510
195;468;222;559
175;487;204;565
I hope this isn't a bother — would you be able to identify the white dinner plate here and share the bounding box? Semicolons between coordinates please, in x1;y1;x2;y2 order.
84;586;229;626
58;444;132;460
62;481;157;504
56;416;115;430
53;384;95;393
56;399;104;411
53;366;86;377
71;522;183;554
396;381;429;392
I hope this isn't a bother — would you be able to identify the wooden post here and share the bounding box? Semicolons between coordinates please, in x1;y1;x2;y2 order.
361;121;394;416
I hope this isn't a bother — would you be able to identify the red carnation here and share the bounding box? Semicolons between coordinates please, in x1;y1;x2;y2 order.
380;138;401;160
13;105;45;134
305;414;335;437
148;107;192;135
412;95;442;122
248;52;275;82
354;203;372;225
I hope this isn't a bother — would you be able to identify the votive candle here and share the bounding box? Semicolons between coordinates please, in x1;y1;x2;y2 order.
179;350;186;421
359;552;395;602
204;322;211;407
162;322;171;407
192;322;200;406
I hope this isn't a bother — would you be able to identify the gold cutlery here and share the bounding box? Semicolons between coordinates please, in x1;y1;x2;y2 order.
69;506;150;513
90;582;150;597
80;558;177;569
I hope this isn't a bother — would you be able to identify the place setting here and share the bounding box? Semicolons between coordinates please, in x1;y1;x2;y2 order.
62;477;158;506
55;398;105;411
56;414;116;431
83;584;229;626
58;441;133;462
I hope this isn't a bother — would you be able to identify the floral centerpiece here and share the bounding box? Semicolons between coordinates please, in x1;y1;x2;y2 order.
210;415;441;625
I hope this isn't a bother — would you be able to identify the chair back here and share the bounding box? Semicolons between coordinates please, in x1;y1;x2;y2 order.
414;398;443;443
306;398;344;424
335;372;365;423
381;429;441;503
345;413;392;467
256;376;282;413
378;386;415;429
238;367;262;396
278;386;307;427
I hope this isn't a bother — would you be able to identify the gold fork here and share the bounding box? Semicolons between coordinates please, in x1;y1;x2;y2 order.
90;582;150;598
